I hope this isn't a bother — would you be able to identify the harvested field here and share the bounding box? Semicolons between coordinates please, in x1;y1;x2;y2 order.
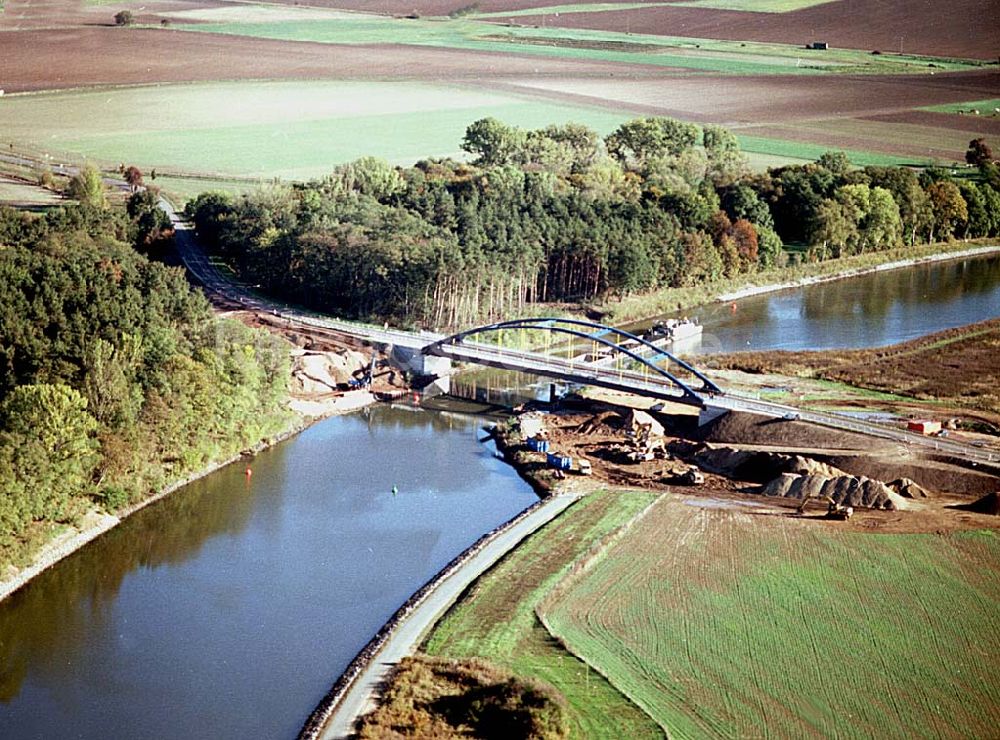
0;176;64;208
424;489;662;738
0;26;647;94
487;0;1000;59
741;117;1000;162
861;109;1000;138
539;494;1000;737
508;70;1000;126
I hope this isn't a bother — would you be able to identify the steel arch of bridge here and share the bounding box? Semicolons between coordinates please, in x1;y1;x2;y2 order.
426;317;722;401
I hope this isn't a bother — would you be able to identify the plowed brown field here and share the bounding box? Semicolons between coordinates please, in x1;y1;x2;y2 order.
487;0;1000;59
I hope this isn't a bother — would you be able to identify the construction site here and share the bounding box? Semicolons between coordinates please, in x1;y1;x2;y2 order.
493;396;1000;534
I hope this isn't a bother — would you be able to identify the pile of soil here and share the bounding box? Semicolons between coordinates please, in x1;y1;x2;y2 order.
693;446;844;483
888;477;931;499
763;473;901;510
698;412;885;452
954;492;1000;516
290;349;370;394
821;453;999;498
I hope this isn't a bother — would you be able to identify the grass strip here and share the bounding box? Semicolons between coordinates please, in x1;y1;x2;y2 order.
424;489;662;739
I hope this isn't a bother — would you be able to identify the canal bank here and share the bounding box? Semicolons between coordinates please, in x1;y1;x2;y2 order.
302;491;581;740
604;240;1000;328
0;391;377;605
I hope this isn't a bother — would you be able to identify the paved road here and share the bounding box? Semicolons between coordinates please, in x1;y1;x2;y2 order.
314;493;581;740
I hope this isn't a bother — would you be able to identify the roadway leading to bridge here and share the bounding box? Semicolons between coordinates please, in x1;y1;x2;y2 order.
164;201;998;465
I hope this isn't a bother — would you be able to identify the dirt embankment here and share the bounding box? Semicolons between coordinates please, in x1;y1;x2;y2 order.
704;318;1000;424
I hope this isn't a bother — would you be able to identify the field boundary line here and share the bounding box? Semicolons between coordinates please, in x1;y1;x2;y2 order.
534;492;669;736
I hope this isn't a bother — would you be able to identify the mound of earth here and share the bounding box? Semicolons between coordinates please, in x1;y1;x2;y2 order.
693;446;844;483
698;412;887;452
763;473;901;510
290;349;368;394
954;492;1000;516
821;454;999;497
888;477;931;499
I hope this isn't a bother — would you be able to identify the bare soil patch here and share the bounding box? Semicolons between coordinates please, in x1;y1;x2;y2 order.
705;318;1000;421
506;70;1000;126
487;0;1000;59
0;27;647;94
861;109;1000;136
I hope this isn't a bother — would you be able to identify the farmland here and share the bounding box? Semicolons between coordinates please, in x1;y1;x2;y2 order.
538;495;1000;737
424;490;662;738
489;0;998;59
0;81;631;180
169;9;982;76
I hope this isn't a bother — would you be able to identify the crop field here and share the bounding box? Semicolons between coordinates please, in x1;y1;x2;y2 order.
167;7;980;76
485;0;997;60
737;120;984;166
922;98;1000;115
424;489;663;739
0;81;631;180
672;0;837;11
539;496;1000;738
0;177;64;208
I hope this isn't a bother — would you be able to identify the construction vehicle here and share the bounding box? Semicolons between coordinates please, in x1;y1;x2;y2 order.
797;494;853;520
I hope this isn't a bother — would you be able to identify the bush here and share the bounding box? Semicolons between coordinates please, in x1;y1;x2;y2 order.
114;10;134;26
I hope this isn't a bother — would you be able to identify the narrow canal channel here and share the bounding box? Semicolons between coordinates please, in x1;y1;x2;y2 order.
0;406;537;739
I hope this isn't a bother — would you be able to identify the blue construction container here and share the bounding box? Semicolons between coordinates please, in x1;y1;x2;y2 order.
546;452;572;470
527;436;550;453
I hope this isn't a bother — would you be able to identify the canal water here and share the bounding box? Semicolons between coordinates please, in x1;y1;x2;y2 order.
0;406;536;739
682;253;1000;353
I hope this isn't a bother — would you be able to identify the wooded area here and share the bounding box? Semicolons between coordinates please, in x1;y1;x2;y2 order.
0;198;290;560
188;118;1000;329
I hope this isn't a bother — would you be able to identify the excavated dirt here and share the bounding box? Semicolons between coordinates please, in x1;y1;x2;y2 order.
503;402;999;533
954;491;1000;515
763;472;902;510
817;453;1000;498
697;411;889;451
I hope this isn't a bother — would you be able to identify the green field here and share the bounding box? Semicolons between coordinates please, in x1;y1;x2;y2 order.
425;490;663;738
0;81;632;180
0;177;64;207
736;134;934;167
164;8;979;76
539;496;1000;738
921;98;1000;114
674;0;837;11
472;3;675;18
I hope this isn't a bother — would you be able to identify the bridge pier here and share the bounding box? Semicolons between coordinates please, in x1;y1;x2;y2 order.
389;346;452;396
698;404;729;427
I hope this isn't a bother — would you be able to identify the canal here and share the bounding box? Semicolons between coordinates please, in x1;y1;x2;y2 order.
2;252;1000;739
0;407;536;739
686;253;1000;353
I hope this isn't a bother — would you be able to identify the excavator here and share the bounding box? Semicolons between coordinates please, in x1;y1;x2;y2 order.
797;494;853;520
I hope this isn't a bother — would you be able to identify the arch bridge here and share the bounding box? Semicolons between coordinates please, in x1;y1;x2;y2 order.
422;317;721;406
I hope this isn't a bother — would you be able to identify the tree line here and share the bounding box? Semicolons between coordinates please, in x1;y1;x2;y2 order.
0;190;290;558
187;118;1000;329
